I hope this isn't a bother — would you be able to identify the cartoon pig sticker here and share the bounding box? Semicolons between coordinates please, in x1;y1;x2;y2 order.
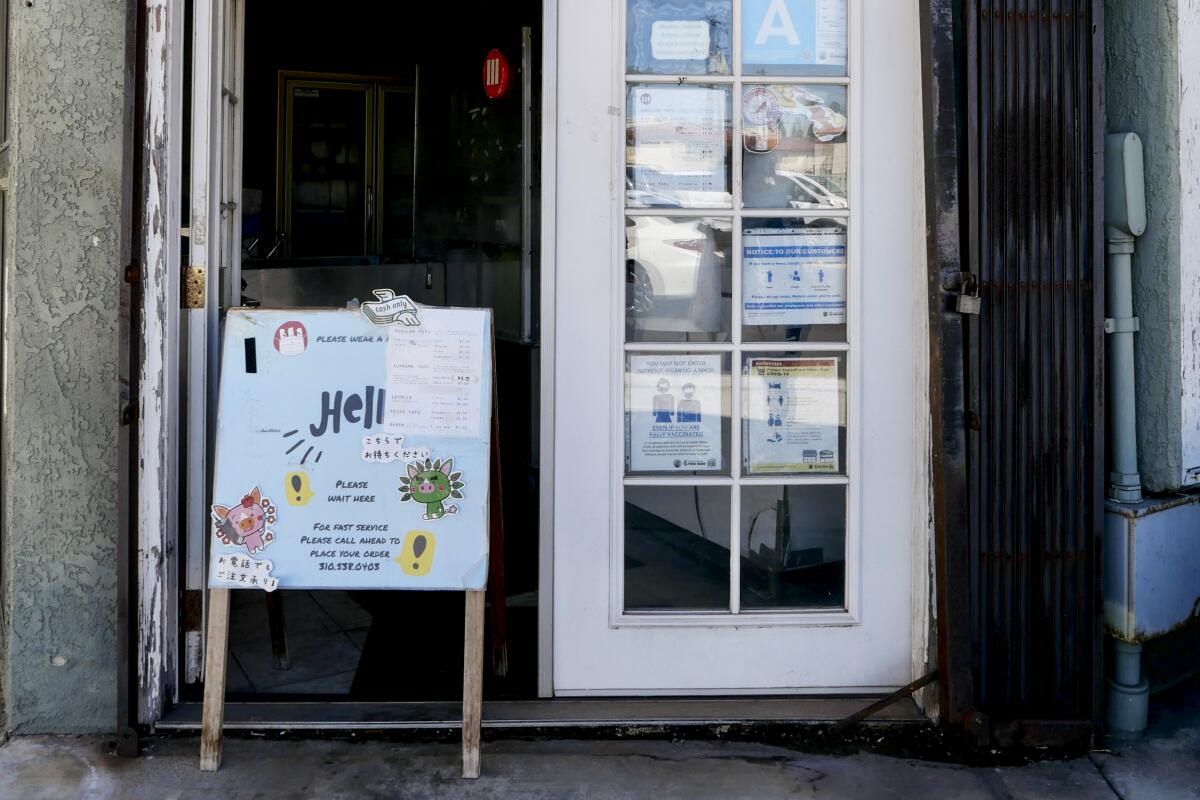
212;487;277;555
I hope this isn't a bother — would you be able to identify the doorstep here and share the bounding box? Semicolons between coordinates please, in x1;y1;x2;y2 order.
155;697;926;731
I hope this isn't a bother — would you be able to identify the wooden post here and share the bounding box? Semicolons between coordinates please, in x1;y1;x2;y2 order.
199;588;232;771
462;589;485;779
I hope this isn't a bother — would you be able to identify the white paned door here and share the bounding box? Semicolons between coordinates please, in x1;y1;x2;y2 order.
552;0;924;694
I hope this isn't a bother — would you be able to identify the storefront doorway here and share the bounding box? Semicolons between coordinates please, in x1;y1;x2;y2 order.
164;0;929;721
181;0;544;703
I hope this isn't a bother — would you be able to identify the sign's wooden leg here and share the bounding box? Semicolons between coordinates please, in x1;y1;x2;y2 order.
200;588;232;772
462;589;485;779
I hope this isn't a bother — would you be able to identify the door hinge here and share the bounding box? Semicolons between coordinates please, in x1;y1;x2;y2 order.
183;265;206;309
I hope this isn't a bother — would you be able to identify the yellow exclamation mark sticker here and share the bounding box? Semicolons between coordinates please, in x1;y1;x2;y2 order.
284;471;314;506
397;530;435;576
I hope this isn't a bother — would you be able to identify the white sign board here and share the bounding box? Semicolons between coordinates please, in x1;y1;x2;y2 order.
208;305;493;592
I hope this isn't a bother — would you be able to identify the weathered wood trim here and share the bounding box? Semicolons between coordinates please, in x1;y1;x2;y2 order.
138;0;184;725
919;0;974;723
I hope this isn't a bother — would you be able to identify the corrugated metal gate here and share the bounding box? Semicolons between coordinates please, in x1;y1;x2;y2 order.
923;0;1105;740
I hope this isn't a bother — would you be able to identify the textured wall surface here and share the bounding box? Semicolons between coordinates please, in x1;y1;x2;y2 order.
1180;0;1200;484
1104;0;1183;491
1;0;126;732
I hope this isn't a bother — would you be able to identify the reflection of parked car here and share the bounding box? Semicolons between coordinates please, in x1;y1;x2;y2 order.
777;171;849;209
626;217;730;332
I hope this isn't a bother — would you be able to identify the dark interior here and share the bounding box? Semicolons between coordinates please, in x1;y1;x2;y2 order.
189;0;542;702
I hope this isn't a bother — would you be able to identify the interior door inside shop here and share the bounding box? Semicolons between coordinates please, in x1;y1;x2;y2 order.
185;0;542;703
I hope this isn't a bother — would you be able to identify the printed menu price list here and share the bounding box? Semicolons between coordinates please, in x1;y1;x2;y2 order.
384;319;484;438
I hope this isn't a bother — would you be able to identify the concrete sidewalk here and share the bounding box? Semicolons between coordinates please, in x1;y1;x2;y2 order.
0;736;1120;800
1;678;1196;800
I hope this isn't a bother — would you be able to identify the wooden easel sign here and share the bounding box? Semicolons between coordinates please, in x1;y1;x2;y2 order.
200;299;492;778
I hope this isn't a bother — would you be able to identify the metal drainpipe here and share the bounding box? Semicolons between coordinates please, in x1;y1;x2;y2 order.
1105;229;1142;504
1104;132;1149;739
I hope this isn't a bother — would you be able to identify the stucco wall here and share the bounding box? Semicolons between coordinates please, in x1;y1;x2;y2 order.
1179;0;1200;484
1;0;126;732
1104;0;1184;491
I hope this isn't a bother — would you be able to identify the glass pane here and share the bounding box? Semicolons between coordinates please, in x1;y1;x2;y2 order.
741;217;847;343
626;485;731;610
740;484;845;609
741;0;848;77
288;85;369;256
626;216;732;342
379;88;416;257
626;352;731;476
741;84;847;210
742;352;846;476
627;84;733;209
627;0;733;76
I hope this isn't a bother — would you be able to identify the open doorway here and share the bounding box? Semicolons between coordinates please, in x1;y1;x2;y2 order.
186;0;543;703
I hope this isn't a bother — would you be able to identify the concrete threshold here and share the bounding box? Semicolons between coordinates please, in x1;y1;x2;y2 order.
155;697;926;731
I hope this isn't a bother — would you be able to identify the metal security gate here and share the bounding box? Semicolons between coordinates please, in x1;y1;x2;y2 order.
923;0;1105;741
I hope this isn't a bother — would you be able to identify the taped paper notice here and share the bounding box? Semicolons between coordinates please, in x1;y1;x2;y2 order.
651;20;711;61
385;313;484;438
211;553;279;592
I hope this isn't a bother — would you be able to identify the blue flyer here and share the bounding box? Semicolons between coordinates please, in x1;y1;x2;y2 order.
742;0;847;73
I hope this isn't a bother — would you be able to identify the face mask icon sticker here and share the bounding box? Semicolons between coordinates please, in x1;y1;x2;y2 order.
284;471;314;506
273;321;308;356
396;530;436;576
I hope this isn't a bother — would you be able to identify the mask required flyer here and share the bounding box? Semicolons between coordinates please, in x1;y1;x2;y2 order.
627;354;723;472
742;227;846;327
745;357;840;474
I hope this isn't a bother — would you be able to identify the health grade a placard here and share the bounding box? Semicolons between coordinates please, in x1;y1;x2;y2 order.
208;306;493;592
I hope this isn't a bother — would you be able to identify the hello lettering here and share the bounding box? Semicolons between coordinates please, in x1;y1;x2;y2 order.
309;386;387;437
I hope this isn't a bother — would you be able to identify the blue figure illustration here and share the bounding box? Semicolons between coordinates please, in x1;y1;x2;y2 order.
818;269;826;283
677;382;703;423
652;378;675;423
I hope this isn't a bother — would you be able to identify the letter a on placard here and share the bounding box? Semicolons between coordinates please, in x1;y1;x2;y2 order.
756;0;801;46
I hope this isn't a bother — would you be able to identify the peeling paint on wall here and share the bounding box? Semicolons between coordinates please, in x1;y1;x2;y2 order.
1;0;126;733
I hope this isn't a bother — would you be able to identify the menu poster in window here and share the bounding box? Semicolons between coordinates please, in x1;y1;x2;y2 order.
628;354;723;472
208;306;492;592
745;357;839;474
628;85;730;207
742;0;847;73
742;227;846;326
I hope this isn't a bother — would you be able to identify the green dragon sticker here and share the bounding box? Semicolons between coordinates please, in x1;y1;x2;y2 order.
399;458;464;521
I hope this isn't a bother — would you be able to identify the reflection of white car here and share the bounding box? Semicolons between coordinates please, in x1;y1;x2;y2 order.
777;171;848;209
626;217;729;332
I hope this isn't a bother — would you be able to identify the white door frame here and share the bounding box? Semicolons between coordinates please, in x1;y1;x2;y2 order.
137;0;185;725
550;0;932;695
139;0;562;719
537;0;559;698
